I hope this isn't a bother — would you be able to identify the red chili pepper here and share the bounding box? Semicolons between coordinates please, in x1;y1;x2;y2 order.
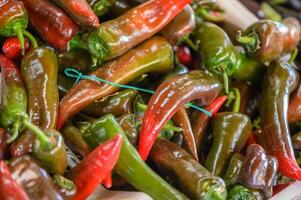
21;0;80;51
0;160;30;200
2;37;30;60
273;182;293;196
71;134;122;200
175;45;193;67
102;174;112;188
205;95;228;116
138;71;222;161
241;131;257;154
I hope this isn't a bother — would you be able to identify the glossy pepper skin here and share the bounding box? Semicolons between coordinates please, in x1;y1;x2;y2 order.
151;138;227;200
258;61;301;180
118;113;139;145
2;37;30;60
72;134;122;200
81;114;189;200
9;155;64;200
205;112;252;176
223;153;244;188
21;0;80;51
239;144;278;198
288;81;301;123
161;5;196;45
237;17;301;62
0;0;28;53
58;36;174;129
87;0;191;61
31;129;68;175
21;47;59;129
0;160;30;200
51;0;99;28
83;89;139;118
138;70;222;161
192;22;236;88
227;185;264;200
61;123;91;158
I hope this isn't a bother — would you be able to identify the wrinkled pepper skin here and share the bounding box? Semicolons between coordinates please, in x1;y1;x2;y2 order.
58;36;174;129
258;61;301;180
83;89;139;118
21;0;80;51
21;47;59;129
9;155;64;200
51;0;99;28
61;123;91;158
292;131;301;151
228;185;264;200
205;112;252;176
192;22;236;77
0;0;28;37
288;81;301;123
239;144;278;198
161;5;196;45
138;70;222;161
32;129;68;175
0;55;27;131
0;160;30;200
151;138;227;200
82;114;189;200
58;49;93;74
87;0;191;61
238;17;301;62
223;153;244;188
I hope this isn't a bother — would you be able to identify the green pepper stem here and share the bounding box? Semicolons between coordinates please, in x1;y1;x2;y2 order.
14;25;25;55
164;123;183;132
236;31;256;45
23;31;38;49
7;118;21;143
289;48;298;64
210;190;225;200
232;88;241;113
137;102;148;111
92;0;112;16
197;8;224;22
223;70;229;94
53;175;75;190
68;35;89;51
22;118;51;149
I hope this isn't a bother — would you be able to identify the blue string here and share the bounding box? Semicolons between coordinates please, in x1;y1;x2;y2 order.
64;68;212;117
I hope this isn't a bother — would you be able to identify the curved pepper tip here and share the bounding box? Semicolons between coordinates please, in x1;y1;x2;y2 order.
278;156;301;181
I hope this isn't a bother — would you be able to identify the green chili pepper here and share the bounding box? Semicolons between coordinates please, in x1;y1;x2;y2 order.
150;137;227;200
81;114;189;200
192;22;237;93
223;153;244;188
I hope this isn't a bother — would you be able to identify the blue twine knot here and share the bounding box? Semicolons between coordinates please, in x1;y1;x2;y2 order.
64;68;212;117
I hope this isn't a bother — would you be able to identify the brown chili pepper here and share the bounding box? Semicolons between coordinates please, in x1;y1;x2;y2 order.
288;80;301;123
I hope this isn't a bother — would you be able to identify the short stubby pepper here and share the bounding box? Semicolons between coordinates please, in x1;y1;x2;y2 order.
51;0;99;28
192;22;237;93
151;138;227;200
138;70;222;161
58;36;174;129
21;0;80;51
257;61;301;180
161;5;196;45
9;155;64;200
237;17;301;62
239;144;278;198
205;112;252;176
86;0;192;61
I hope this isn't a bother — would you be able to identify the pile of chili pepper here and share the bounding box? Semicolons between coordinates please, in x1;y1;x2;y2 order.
2;0;301;199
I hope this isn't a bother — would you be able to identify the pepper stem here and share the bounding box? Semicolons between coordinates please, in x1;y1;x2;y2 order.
7;118;22;143
22;118;51;149
210;190;225;200
197;8;224;22
164;123;183;132
236;31;260;53
14;25;25;55
23;31;38;49
53;175;76;190
68;35;89;51
232;88;241;113
222;70;229;94
289;48;298;64
92;0;112;16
